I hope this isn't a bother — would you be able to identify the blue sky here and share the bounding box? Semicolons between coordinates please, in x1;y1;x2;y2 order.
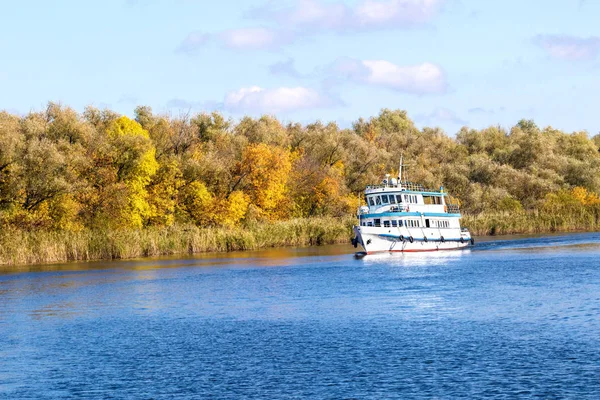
1;0;599;134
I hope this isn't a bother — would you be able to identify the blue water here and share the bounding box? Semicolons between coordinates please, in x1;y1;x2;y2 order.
1;233;600;399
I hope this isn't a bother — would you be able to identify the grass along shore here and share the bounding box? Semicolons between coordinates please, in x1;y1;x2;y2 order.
0;217;356;266
462;209;600;236
1;211;599;267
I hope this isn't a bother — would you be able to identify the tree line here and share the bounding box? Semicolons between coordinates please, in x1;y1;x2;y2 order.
1;104;599;232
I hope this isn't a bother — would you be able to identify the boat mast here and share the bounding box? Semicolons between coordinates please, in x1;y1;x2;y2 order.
398;154;403;183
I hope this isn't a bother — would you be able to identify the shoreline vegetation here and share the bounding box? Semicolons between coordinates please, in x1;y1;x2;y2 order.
0;217;355;267
2;104;600;266
1;212;599;266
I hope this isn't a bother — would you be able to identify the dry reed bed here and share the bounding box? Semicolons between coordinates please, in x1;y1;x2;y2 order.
2;211;599;267
0;217;356;266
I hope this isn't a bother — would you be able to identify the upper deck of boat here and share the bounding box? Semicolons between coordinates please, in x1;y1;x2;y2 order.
364;181;447;196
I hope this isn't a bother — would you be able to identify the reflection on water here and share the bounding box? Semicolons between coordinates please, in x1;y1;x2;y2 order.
1;233;600;398
362;248;470;267
30;301;80;320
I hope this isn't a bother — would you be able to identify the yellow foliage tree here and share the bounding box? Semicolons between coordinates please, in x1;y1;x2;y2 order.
181;181;215;226
147;158;184;226
239;143;292;219
571;186;600;206
107;116;159;228
215;191;250;227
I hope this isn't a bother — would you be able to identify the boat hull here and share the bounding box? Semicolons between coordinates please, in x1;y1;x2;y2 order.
353;225;473;254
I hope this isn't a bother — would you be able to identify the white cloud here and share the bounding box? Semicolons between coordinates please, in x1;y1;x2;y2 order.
179;0;443;53
220;27;285;50
250;0;444;32
178;0;444;54
363;60;446;93
223;86;330;113
177;27;293;52
535;35;600;61
285;0;350;30
334;58;447;94
355;0;441;27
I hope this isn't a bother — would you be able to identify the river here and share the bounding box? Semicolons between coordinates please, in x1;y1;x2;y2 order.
1;233;600;399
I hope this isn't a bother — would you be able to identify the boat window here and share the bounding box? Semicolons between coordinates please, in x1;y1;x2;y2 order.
425;219;430;228
424;196;441;205
374;219;381;227
368;197;375;206
396;195;403;203
399;220;403;227
381;195;389;204
376;196;382;205
383;220;390;227
404;195;417;204
391;220;398;227
367;221;373;227
389;195;396;204
423;196;441;205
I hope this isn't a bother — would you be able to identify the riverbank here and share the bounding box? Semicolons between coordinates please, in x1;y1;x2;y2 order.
1;211;599;266
462;210;600;236
0;217;356;266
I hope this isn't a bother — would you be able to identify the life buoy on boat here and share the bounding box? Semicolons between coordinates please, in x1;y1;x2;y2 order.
423;236;428;243
460;237;465;243
399;235;404;242
440;236;445;243
408;236;414;243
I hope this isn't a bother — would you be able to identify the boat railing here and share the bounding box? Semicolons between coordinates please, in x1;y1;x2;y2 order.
366;181;441;193
447;204;460;213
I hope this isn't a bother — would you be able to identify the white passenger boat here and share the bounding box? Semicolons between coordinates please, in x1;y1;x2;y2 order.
352;159;473;255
